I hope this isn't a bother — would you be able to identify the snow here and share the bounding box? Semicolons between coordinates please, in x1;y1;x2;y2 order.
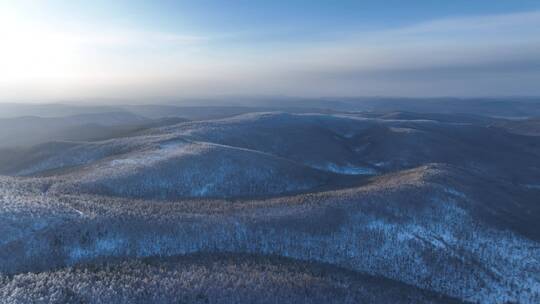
373;161;390;168
69;237;127;262
313;163;377;175
443;187;467;199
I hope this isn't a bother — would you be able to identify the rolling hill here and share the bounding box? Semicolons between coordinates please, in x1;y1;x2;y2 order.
0;109;539;303
0;254;464;304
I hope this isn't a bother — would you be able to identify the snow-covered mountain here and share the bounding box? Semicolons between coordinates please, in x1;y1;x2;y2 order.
1;109;539;303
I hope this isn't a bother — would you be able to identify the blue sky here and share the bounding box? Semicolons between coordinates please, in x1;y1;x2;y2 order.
1;0;540;101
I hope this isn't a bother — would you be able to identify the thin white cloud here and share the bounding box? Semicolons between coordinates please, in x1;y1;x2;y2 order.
271;10;540;71
67;30;208;48
1;9;540;101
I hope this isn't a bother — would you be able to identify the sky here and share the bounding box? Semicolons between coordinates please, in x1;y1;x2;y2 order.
1;0;540;103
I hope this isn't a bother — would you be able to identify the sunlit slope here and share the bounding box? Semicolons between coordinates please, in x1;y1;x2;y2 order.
0;254;464;304
51;140;336;199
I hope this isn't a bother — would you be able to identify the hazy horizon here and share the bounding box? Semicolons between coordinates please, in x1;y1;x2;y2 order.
1;0;540;103
4;95;540;107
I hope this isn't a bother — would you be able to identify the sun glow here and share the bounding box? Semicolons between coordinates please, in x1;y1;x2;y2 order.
0;13;81;85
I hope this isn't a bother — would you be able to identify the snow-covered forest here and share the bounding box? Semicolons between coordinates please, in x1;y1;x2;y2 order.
1;109;540;303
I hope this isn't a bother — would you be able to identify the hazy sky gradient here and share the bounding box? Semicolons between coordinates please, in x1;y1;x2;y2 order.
1;0;540;102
